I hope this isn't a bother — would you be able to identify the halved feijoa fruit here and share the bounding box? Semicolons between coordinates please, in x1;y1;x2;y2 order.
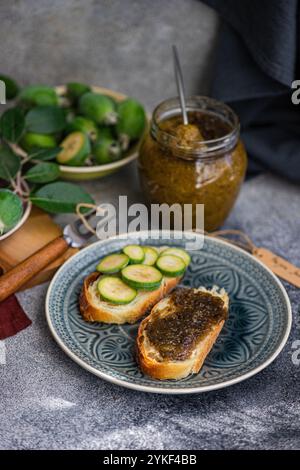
159;247;191;266
96;253;129;273
156;255;186;277
122;245;145;264
121;264;162;290
142;246;158;266
56;131;90;166
97;276;137;304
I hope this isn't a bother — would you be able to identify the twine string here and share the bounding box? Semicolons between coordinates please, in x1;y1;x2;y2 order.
75;203;105;236
208;229;256;253
75;203;257;253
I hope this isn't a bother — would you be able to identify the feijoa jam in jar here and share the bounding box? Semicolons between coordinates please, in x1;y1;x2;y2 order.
138;96;247;231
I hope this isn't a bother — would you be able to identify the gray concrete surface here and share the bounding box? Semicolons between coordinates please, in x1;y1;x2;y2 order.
0;0;218;110
0;172;300;450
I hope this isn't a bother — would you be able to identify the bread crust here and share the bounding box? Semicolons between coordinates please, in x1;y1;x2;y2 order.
79;272;181;324
136;287;228;380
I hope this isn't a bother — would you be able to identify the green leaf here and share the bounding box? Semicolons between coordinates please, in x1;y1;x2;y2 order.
0;74;19;100
25;105;66;134
25;162;60;183
28;146;62;161
0;107;25;142
0;145;21;181
30;181;94;213
0;189;23;234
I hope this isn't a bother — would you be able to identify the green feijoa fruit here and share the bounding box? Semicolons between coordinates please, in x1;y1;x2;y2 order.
56;131;90;166
156;254;186;277
121;264;162;290
30;181;94;213
19;85;58;106
25;105;66;134
20;133;57;152
0;189;23;234
66;82;91;102
142;247;158;266
159;247;191;267
66;116;98;141
123;245;145;264
25;162;60;183
93;136;122;164
0;107;25;142
0;74;19;100
79;92;117;125
96;253;129;273
116;98;146;146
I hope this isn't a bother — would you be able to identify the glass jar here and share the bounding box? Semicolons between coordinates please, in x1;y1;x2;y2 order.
138;96;247;232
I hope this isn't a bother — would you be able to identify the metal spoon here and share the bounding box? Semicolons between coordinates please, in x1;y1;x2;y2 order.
172;45;188;125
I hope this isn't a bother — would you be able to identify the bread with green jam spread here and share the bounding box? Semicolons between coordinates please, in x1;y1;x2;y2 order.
136;286;229;380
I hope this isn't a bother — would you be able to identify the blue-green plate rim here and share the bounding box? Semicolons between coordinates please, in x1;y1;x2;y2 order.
45;231;292;394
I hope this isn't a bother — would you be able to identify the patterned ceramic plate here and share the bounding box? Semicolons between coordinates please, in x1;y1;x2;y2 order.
46;231;292;394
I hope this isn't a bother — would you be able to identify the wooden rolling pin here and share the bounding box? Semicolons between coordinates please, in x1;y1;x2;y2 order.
0;237;69;303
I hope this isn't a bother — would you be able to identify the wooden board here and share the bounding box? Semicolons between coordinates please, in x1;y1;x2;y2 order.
0;207;78;290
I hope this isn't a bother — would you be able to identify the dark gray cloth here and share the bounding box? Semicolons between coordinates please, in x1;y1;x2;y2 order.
202;0;300;182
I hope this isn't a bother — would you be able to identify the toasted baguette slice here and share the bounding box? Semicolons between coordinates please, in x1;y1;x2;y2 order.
79;272;181;324
137;286;229;380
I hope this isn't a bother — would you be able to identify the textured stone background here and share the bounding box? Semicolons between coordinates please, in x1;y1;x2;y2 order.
0;0;299;451
1;172;300;450
0;0;218;109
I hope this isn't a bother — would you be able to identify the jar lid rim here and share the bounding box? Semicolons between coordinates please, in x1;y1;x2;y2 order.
151;96;240;156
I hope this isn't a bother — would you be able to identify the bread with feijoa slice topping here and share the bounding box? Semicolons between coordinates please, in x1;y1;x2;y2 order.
79;272;181;324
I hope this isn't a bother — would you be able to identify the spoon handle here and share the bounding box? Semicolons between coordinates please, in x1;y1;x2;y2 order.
172;45;188;125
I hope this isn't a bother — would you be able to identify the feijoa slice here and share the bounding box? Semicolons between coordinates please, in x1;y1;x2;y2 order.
56;131;90;166
142;246;158;266
121;264;162;290
160;247;191;266
97;276;137;304
96;253;129;274
156;255;186;277
123;245;145;264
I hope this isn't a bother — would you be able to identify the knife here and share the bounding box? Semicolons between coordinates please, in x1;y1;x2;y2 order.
0;210;98;303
